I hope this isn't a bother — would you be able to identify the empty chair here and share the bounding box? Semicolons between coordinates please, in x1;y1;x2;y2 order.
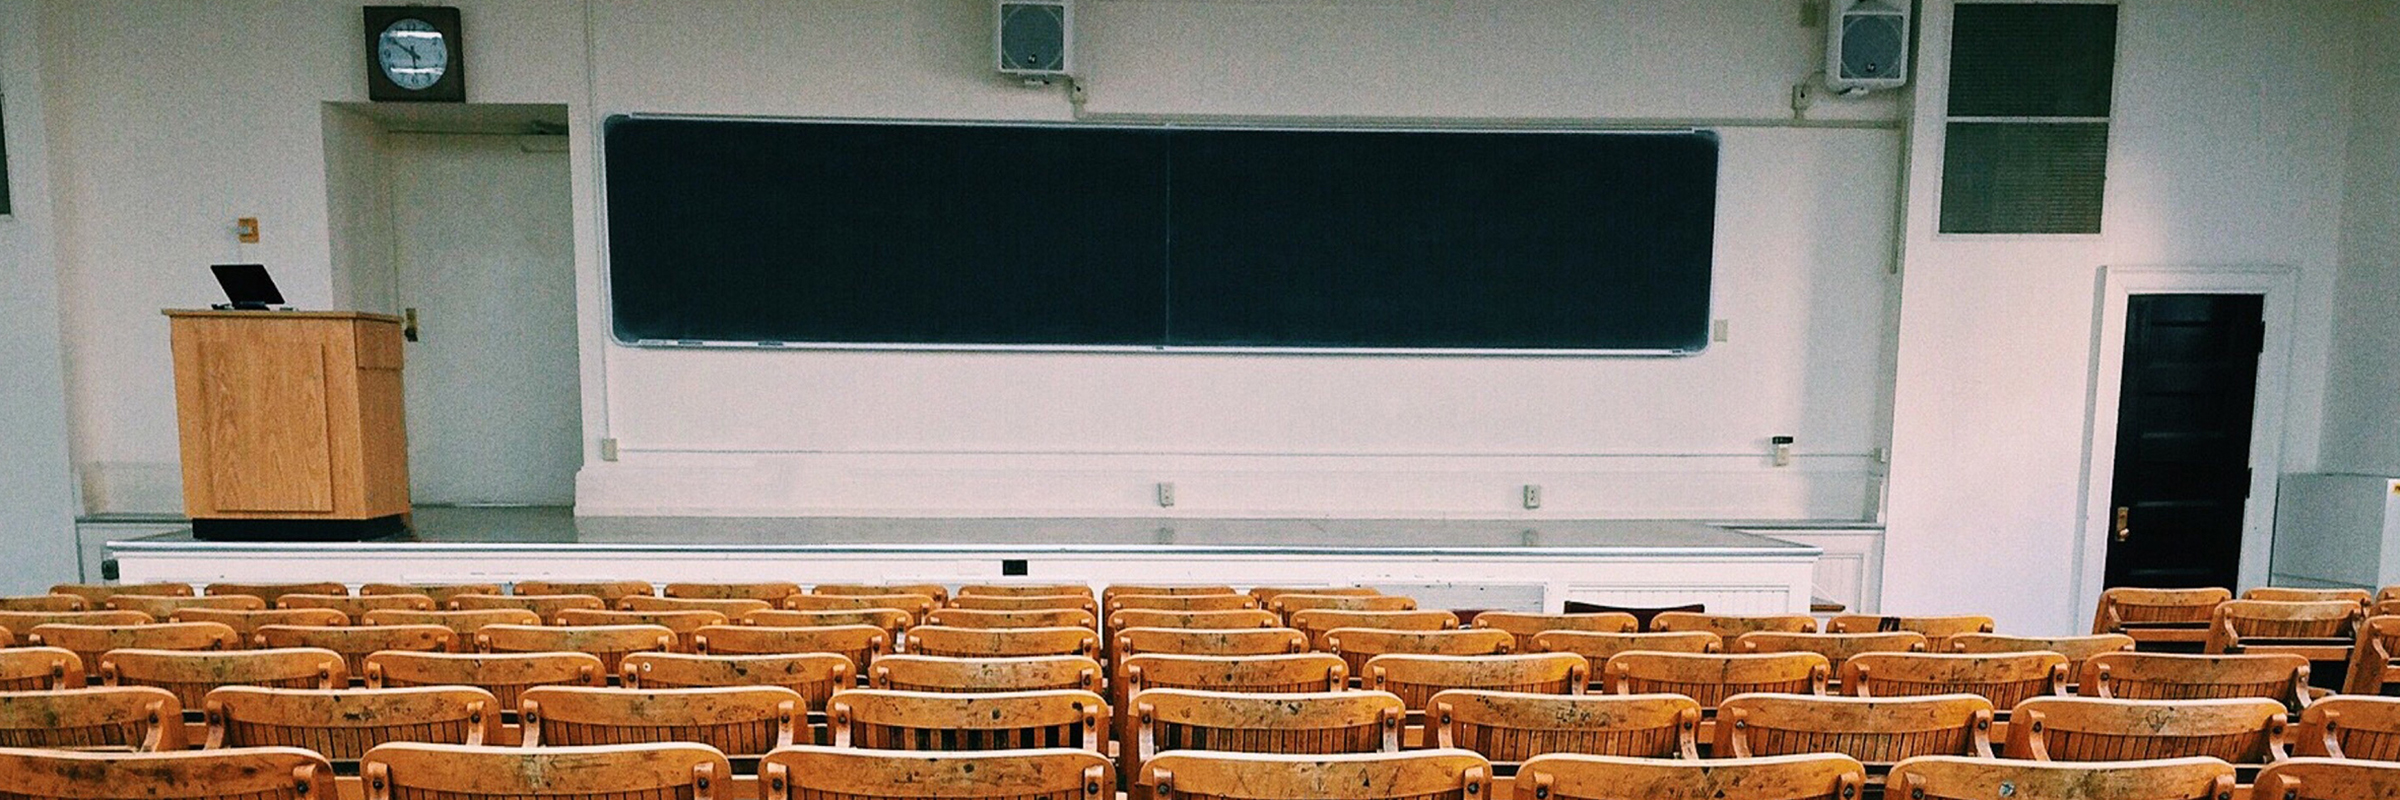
814;582;951;605
2007;697;2289;764
663;581;801;602
107;594;263;618
201;685;501;759
2093;587;2233;647
1841;651;2070;708
1736;631;1929;663
1370;653;1589;717
1117;627;1309;660
2345;615;2400;694
1532;630;1722;667
621;595;775;616
695;624;891;669
101;647;346;707
255;623;456;675
951;594;1101;614
621;652;854;713
958;584;1093;599
907;625;1098;659
1650;612;1818;637
0;646;83;690
1950;633;2136;679
512;580;655;603
0;594;86;612
277;593;432;616
1149;750;1490;800
1827;615;1997;649
745;608;915;636
831;688;1106;751
451;592;607;616
1109;594;1260;614
1292;610;1459;649
0;610;151;644
872;654;1104;694
1431;690;1700;762
30;621;240;667
1603;651;1826;708
0;747;334;800
2082;652;2315;709
1106;585;1239;603
2295;695;2400;760
2248;588;2373;605
785;592;938;617
478;623;671;673
1112;609;1282;631
1470;612;1637;651
364;651;607;708
1326;628;1513;678
1269;594;1418;619
361;742;728;800
1887;755;2235;800
1516;753;1865;800
169;607;349;645
2208;600;2362;664
1249;586;1381;603
761;746;1109;800
359;582;501;603
48;582;190;608
0;686;184;751
926;607;1098;630
360;607;541;635
1120;653;1351;743
207;582;346;605
2256;758;2400;800
557;608;726;652
522;685;803;756
1134;689;1404;786
1717;693;1995;766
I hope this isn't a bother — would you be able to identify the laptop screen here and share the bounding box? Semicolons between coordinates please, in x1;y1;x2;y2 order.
210;264;285;308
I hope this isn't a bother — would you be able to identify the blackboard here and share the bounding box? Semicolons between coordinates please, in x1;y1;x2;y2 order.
604;117;1718;353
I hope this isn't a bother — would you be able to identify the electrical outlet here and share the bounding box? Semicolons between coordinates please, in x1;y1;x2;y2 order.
1771;436;1795;467
1522;484;1542;510
1157;482;1175;507
235;217;260;244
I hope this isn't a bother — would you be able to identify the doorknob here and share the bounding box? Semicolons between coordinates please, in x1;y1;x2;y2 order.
2114;506;2132;543
403;308;419;342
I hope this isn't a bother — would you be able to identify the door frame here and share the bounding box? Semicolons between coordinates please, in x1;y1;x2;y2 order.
2074;264;2298;619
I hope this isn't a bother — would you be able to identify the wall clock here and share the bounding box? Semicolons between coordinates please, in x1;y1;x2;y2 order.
364;6;464;102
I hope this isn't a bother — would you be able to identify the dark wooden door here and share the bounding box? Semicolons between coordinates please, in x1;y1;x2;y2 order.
2103;294;2265;589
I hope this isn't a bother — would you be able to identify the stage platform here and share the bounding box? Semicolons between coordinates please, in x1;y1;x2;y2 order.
108;508;1827;613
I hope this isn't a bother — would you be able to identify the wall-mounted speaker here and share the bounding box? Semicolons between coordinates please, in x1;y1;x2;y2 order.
997;0;1073;77
1826;0;1910;93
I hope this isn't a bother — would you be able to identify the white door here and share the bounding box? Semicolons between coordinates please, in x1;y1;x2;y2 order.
388;133;579;505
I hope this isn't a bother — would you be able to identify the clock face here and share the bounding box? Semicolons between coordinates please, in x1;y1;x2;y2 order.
376;17;448;91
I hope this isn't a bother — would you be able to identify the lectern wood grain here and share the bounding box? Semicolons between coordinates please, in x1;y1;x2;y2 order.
168;310;409;529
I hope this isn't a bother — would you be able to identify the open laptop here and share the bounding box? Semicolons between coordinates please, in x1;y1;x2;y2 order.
210;264;285;310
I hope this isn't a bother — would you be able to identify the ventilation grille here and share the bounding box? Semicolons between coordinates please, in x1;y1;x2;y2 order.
1940;2;2119;235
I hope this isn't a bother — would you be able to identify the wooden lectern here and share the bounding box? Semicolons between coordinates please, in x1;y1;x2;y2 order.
165;310;410;540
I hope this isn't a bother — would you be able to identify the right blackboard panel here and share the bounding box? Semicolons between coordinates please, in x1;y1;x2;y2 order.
1165;129;1718;352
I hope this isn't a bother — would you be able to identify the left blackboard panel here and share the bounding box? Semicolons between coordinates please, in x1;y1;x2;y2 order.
604;117;1171;345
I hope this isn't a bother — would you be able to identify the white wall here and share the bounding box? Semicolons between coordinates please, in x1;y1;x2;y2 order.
2321;0;2400;478
0;0;83;592
1883;0;2358;634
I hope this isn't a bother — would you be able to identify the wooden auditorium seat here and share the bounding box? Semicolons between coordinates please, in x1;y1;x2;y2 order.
957;584;1095;599
556;608;727;652
1132;688;1404;793
1116;627;1309;660
0;594;87;612
107;594;263;618
255;623;457;676
0;610;151;645
30;621;241;668
1840;651;2071;709
1735;631;1928;663
2293;695;2400;760
621;652;853;715
951;594;1102;614
761;746;1110;800
478;623;672;673
1248;586;1380;604
0;645;84;690
905;625;1099;659
2081;651;2316;710
1369;653;1588;721
925;607;1098;630
1949;633;2135;679
448;592;606;617
49;582;191;608
2344;615;2400;694
1268;594;1418;619
360;742;729;800
870;654;1104;694
201;685;500;758
360;607;540;635
2207;599;2363;666
168;607;349;646
784;592;938;617
359;582;501;604
621;595;775;616
0;686;184;751
1108;594;1260;614
1147;750;1489;800
1887;755;2234;800
100;647;346;707
1105;585;1239;603
511;580;655;603
1118;653;1350;749
2246;588;2373;605
364;651;607;709
0;747;333;800
1430;689;1701;762
1325;628;1512;678
1826;615;1996;650
663;581;802;602
1468;612;1637;652
1602;651;1824;709
1515;753;1864;800
1111;608;1281;631
277;593;433;616
829;688;1107;752
745;608;916;635
813;583;950;605
2092;587;2233;647
1716;693;1995;768
2255;758;2400;800
1292;609;1459;649
2005;696;2288;765
1649;611;1818;637
1531;631;1721;671
205;582;346;606
698;623;890;670
522;685;803;756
